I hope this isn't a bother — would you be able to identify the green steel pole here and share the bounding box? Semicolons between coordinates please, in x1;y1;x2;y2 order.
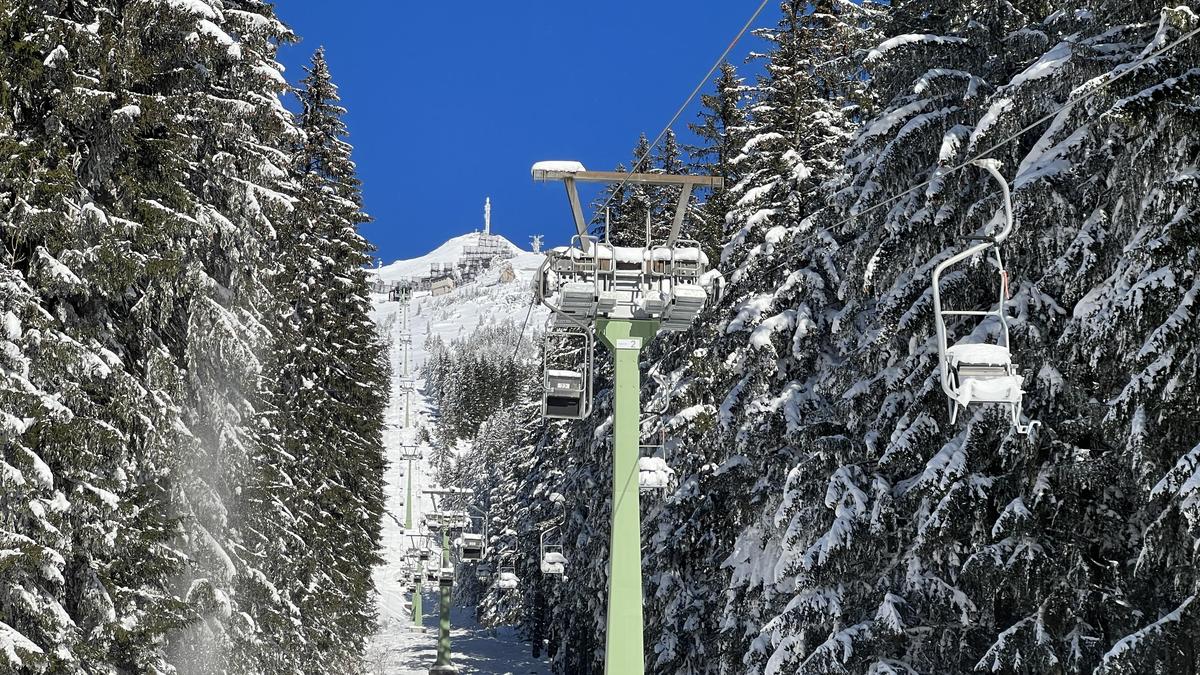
412;567;422;625
434;528;454;670
405;459;414;530
596;319;657;675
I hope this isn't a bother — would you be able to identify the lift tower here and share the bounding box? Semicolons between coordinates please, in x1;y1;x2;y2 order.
530;161;722;675
423;487;473;675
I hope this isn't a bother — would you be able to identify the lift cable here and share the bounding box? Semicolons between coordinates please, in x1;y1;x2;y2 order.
589;0;773;229
757;22;1200;277
511;299;535;359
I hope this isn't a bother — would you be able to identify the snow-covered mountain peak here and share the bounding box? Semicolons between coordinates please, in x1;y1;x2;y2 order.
372;231;525;281
369;234;548;365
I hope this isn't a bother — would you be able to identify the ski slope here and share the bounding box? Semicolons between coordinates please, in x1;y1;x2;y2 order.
364;239;550;674
372;232;524;282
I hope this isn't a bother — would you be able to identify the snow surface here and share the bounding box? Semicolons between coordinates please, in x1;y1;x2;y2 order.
371;232;525;282
531;160;586;175
945;343;1011;366
366;239;550;674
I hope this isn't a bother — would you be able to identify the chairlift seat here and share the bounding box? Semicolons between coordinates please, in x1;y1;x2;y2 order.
661;284;707;331
559;281;598;315
946;343;1011;367
640;289;668;314
597;291;619;314
545;369;585;419
497;571;519;590
540;551;567;575
945;343;1024;405
638;456;675;491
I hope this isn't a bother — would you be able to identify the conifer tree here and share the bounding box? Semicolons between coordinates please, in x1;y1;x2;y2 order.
248;46;387;671
687;61;748;259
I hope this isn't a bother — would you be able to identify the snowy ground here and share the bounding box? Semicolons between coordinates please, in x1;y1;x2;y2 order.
364;241;550;675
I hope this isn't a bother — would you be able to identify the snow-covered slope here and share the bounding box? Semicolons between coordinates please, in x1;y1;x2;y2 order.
370;242;547;366
364;237;550;673
372;232;524;282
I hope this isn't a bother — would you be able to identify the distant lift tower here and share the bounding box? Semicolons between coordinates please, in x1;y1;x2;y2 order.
530;161;722;675
423;487;474;675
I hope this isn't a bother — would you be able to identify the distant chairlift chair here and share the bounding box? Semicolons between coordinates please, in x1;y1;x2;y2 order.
539;526;567;576
931;159;1040;435
638;428;675;493
476;562;493;583
496;566;520;590
541;325;595;420
457;532;485;563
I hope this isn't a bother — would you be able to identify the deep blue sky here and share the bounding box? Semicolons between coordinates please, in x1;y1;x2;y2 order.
276;3;778;264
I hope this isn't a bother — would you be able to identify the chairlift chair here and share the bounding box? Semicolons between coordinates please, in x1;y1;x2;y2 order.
424;561;438;582
637;428;676;492
496;566;519;590
457;532;485;562
476;561;493;582
539;527;567;576
439;565;455;587
541;325;595;420
932;160;1040;435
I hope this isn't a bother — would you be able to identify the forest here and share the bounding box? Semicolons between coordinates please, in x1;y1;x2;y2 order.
1;0;1198;673
1;2;387;672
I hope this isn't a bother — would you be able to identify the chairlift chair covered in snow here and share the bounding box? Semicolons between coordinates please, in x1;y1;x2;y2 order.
456;513;488;562
539;526;567;576
398;445;422;462
496;566;519;590
637;427;675;492
637;455;675;491
540;548;567;576
932;159;1040;435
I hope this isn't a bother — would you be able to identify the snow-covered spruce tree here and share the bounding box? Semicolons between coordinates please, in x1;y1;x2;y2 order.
0;1;296;671
246;46;388;672
595;134;654;247
686;61;750;261
3;2;385;672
